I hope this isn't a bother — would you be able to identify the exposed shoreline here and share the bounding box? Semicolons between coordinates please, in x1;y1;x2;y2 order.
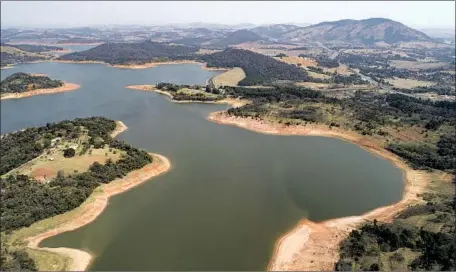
111;120;128;138
0;82;81;100
126;84;249;108
22;122;171;271
207;111;430;271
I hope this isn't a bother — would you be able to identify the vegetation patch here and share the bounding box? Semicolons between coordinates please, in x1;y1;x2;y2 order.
201;48;310;85
1;72;63;94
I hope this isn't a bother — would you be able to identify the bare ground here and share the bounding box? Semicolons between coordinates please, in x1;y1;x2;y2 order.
211;67;246;87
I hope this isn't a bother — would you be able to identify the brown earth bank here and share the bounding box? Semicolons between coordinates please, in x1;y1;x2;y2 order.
26;152;171;271
110;120;128;138
0;82;80;100
126;85;249;108
207;111;436;271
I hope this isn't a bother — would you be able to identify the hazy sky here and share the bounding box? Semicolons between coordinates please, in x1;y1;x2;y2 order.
1;1;455;29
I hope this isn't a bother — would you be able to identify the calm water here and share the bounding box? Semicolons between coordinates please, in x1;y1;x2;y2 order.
1;62;404;270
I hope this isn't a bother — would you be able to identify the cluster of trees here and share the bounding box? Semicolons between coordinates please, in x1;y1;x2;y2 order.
7;44;64;53
1;73;63;94
387;134;455;171
155;82;222;102
224;85;324;103
58;40;199;65
336;192;455;271
1;117;152;232
201;48;310;85
1;233;36;271
313;55;339;68
332;73;367;85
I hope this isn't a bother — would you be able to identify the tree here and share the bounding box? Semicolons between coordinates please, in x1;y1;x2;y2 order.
63;148;75;158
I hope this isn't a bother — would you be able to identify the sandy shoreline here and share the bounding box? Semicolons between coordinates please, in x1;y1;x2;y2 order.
207;112;429;271
126;85;249;108
24;122;171;271
1;82;80;100
111;120;128;138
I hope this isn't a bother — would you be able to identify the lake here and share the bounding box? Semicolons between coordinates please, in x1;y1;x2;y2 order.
1;61;404;270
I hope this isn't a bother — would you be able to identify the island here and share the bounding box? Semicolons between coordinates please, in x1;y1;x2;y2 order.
0;117;171;271
0;72;80;100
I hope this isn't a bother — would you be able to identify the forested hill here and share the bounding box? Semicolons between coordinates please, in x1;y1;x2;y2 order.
201;48;309;85
58;40;199;65
213;29;263;46
1;72;63;93
0;45;50;67
7;44;64;53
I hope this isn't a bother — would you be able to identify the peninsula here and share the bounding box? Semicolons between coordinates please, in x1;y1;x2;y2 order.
0;72;80;100
0;117;171;271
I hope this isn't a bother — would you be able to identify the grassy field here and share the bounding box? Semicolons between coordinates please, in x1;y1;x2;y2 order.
308;71;331;79
390;60;448;70
211;67;246;87
5;136;124;181
324;64;353;75
274;56;318;67
386;77;435;89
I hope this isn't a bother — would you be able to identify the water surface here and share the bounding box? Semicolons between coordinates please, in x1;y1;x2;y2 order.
1;62;404;270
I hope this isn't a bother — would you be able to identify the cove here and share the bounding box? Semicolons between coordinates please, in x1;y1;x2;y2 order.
1;61;404;270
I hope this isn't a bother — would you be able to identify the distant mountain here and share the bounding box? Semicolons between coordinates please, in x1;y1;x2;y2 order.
170;22;258;30
250;24;301;39
58;40;199;65
211;30;263;47
281;18;434;45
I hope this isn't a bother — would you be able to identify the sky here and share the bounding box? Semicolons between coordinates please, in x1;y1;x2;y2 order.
1;1;455;29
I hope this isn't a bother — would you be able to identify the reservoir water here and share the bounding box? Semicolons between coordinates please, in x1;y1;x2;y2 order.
1;61;404;270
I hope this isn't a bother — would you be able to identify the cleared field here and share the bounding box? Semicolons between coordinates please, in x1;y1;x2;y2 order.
5;137;125;182
211;67;246;87
177;87;218;97
197;48;221;55
308;71;331;79
390;60;448;70
274;56;317;67
295;82;331;89
324;64;353;75
386;77;435;89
